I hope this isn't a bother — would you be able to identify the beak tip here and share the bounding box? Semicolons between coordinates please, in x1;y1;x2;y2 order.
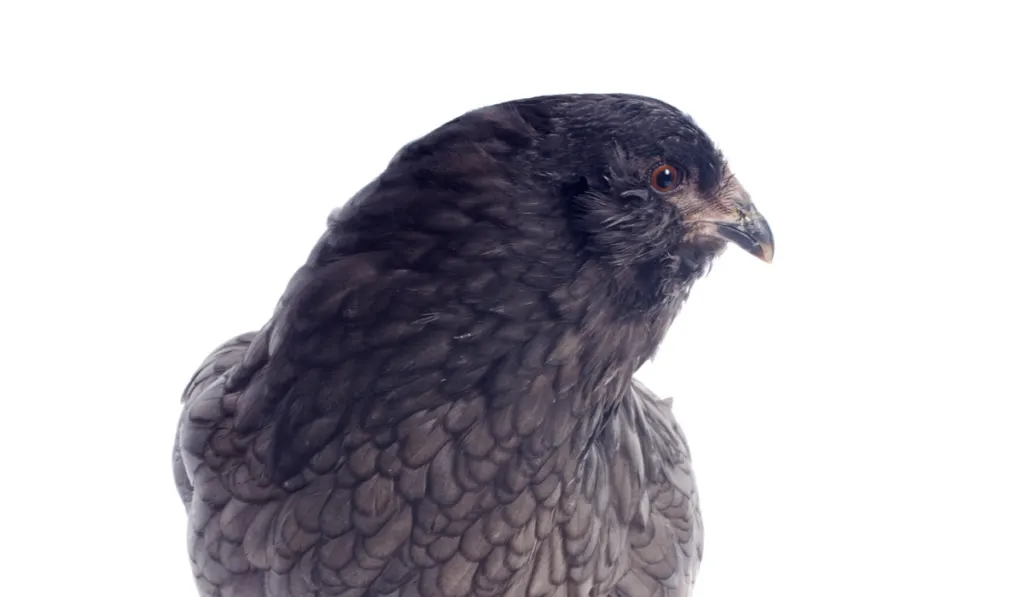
703;207;774;264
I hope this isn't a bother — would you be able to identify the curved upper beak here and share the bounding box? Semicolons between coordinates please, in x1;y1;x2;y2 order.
711;207;774;263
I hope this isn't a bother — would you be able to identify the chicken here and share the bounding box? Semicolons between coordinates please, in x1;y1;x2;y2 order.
173;93;774;597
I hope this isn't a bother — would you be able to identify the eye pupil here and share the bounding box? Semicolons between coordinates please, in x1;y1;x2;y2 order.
651;165;679;191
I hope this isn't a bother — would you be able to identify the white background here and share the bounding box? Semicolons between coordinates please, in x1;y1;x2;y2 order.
2;2;1021;596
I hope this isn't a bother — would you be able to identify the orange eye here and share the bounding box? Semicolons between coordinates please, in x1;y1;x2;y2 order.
650;164;681;192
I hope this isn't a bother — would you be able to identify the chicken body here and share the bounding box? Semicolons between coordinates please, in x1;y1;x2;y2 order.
175;332;701;597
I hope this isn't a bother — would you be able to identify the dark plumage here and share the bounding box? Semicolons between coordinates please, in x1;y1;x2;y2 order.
173;93;773;597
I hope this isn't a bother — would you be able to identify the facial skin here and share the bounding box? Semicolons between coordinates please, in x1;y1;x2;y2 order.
660;164;774;263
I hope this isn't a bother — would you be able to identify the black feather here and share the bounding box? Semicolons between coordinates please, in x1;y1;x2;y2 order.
174;93;725;597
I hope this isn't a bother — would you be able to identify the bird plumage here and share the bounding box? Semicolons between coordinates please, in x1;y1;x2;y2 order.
174;93;772;597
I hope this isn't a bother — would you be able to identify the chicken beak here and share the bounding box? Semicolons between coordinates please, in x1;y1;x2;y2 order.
709;206;774;263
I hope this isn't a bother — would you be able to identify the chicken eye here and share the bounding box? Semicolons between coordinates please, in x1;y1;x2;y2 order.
650;164;681;192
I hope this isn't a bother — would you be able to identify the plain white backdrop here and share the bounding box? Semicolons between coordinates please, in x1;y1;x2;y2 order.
2;2;1021;596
